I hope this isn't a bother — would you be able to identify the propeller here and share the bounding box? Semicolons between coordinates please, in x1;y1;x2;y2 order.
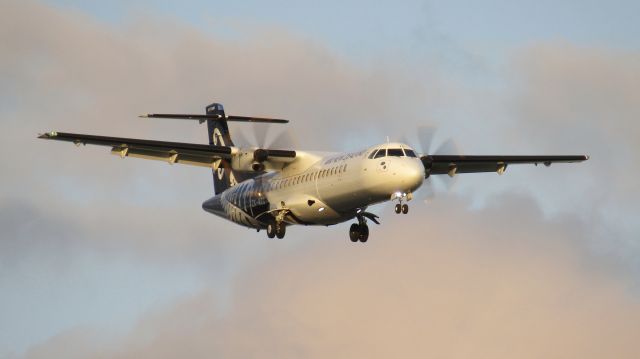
406;125;460;201
232;123;297;150
232;123;297;172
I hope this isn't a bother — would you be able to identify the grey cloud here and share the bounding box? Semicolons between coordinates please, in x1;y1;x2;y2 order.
1;1;639;357
22;195;640;358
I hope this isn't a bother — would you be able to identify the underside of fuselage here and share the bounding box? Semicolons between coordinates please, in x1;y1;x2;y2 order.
201;181;359;230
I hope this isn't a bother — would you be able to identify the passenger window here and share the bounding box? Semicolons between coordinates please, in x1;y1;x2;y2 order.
388;148;404;157
374;149;386;158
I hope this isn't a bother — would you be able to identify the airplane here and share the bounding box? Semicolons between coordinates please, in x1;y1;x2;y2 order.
38;102;588;243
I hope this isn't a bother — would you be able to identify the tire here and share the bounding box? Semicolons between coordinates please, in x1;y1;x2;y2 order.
349;223;359;242
267;223;276;238
401;204;409;214
358;224;369;242
275;223;286;239
395;204;401;214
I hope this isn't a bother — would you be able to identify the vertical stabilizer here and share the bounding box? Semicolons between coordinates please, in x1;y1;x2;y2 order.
206;103;236;194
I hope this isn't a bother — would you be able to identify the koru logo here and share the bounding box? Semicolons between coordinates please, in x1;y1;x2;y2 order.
212;128;226;180
212;128;237;186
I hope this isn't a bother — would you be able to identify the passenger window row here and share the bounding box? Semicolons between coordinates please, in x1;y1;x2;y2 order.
271;164;348;190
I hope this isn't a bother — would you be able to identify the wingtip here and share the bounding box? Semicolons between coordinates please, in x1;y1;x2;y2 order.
138;114;150;118
38;131;57;139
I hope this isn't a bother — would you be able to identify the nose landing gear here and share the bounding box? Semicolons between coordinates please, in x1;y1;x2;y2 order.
393;192;411;214
394;203;409;214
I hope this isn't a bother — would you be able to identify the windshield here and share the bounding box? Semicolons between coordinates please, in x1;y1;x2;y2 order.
404;149;417;157
373;149;386;158
387;148;404;157
369;147;418;158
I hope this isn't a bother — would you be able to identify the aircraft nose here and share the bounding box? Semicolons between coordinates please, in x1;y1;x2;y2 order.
401;160;424;191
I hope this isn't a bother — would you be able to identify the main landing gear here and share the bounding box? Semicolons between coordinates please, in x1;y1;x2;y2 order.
349;211;379;243
266;209;288;239
266;222;286;239
349;223;369;243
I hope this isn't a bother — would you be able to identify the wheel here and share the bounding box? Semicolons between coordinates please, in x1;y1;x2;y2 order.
394;203;401;214
267;223;276;238
349;223;359;242
275;223;286;239
401;204;409;214
358;224;369;242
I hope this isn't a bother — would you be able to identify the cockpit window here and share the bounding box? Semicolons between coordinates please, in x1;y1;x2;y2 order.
373;148;386;158
404;149;417;157
368;149;378;159
387;148;404;157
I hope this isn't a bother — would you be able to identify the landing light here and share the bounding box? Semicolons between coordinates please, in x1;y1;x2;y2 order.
318;207;325;212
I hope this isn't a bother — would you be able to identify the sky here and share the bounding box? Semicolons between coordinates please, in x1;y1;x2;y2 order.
1;0;639;357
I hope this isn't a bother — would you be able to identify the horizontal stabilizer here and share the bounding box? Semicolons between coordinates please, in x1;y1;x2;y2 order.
139;113;288;124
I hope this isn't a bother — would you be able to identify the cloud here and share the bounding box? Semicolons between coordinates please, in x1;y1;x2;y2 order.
1;1;639;357
21;195;640;358
507;43;640;267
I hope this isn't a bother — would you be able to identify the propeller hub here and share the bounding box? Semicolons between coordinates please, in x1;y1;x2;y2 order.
253;148;269;162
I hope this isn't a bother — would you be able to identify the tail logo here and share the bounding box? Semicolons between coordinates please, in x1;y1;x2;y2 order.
212;128;225;146
212;127;237;186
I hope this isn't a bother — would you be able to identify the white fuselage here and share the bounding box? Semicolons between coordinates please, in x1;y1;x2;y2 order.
203;143;424;228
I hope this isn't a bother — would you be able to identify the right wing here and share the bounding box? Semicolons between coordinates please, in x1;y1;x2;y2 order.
421;155;589;177
38;131;232;168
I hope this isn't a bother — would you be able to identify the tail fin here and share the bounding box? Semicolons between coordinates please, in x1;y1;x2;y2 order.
140;102;287;194
206;103;236;194
206;103;234;147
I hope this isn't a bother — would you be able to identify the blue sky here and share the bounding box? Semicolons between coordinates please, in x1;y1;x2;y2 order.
47;0;640;51
2;0;640;357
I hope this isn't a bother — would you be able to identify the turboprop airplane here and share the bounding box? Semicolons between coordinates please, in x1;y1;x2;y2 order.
39;102;588;242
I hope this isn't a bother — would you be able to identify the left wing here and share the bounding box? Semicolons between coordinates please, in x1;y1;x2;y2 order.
421;155;589;177
38;131;232;168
